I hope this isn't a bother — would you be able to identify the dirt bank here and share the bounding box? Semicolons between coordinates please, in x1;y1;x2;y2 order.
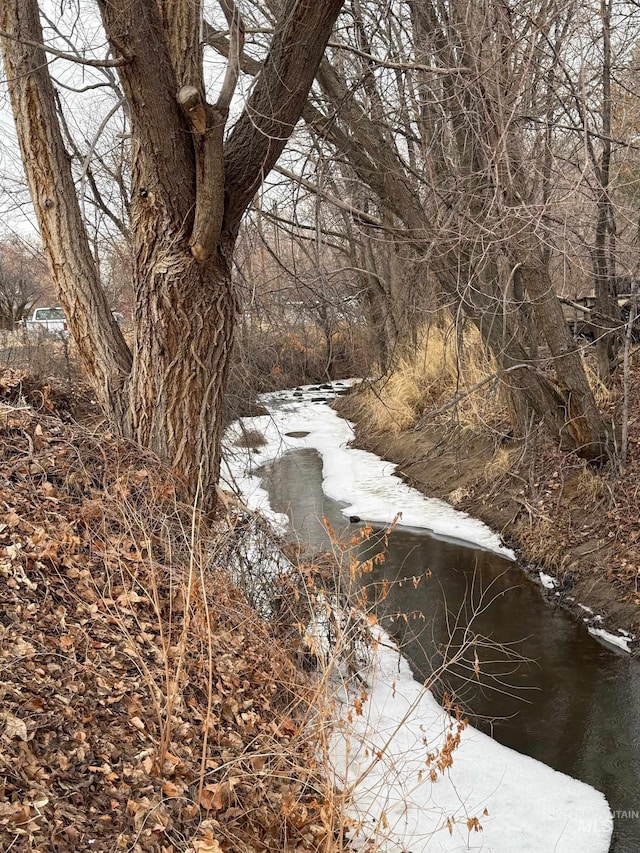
335;386;640;655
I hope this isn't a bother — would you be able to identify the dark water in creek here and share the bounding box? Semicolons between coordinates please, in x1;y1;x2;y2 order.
261;447;640;853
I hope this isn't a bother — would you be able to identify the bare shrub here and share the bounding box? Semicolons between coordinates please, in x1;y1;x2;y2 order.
233;427;267;449
0;330;79;386
225;317;368;424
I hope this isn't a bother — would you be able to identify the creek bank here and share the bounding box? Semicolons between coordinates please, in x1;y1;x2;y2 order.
334;390;640;655
0;374;338;853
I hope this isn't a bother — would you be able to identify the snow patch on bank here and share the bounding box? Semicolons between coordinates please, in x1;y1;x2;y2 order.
539;570;556;589
588;626;633;653
223;384;515;559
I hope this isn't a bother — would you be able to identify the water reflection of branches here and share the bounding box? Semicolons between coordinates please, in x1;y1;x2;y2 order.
363;536;539;733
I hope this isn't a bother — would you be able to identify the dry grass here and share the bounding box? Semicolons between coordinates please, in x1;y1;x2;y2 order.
0;332;78;384
562;463;610;506
483;447;519;485
582;356;615;408
350;319;506;436
233;427;267;448
512;517;574;572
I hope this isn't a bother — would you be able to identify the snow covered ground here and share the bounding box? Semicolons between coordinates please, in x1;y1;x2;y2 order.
222;382;614;853
223;381;514;560
330;624;614;853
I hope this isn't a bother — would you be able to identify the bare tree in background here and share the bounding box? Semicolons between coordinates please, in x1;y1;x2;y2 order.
0;0;344;509
0;238;46;329
240;0;616;460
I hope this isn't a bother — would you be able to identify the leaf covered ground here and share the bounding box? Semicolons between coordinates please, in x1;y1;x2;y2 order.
0;371;339;852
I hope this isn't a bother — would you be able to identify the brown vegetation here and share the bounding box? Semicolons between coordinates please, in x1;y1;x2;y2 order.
0;371;345;852
227;321;367;420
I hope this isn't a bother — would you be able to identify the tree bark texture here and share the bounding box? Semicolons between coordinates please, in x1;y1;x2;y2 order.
1;0;344;509
126;251;237;499
516;260;610;460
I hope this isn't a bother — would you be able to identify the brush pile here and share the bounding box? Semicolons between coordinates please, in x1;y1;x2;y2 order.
0;371;338;852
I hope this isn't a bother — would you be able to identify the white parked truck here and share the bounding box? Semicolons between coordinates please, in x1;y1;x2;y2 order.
21;307;69;338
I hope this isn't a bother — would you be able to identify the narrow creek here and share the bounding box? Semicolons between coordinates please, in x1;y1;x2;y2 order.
260;445;640;853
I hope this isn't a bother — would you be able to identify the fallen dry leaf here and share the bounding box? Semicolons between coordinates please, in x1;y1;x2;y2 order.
2;712;28;742
193;831;223;853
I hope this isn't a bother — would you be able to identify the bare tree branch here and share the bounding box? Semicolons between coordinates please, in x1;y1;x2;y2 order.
222;0;344;237
326;40;466;74
215;0;245;114
0;28;129;66
274;165;384;228
202;20;260;76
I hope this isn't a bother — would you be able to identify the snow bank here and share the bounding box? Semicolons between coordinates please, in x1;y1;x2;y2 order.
223;383;515;560
330;625;613;852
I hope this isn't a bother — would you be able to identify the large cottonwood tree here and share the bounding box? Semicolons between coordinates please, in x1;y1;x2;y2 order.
0;0;343;508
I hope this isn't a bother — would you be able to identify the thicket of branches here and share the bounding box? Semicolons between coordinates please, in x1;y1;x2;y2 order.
226;0;640;462
0;238;49;329
2;0;640;491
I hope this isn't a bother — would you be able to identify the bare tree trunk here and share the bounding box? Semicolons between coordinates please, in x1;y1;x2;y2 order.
620;285;638;469
433;248;606;455
592;0;620;384
361;234;400;365
1;0;344;510
427;0;611;461
519;260;610;461
0;0;132;418
125;242;237;493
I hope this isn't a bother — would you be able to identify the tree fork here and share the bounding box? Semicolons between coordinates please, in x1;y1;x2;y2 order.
178;86;225;263
2;0;345;513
